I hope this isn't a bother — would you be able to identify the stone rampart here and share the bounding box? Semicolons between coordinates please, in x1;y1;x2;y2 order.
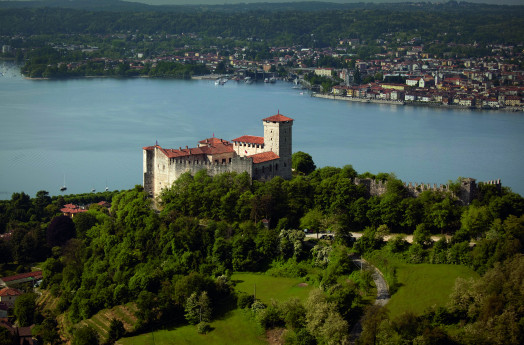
353;177;501;205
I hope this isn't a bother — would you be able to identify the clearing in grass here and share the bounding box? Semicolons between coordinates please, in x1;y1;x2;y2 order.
387;263;479;318
118;308;266;345
231;272;314;303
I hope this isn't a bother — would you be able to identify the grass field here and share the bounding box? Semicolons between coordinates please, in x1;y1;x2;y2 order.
231;272;314;303
118;309;267;345
387;263;479;318
118;273;312;345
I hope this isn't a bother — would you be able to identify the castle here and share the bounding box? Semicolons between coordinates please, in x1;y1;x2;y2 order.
143;112;293;197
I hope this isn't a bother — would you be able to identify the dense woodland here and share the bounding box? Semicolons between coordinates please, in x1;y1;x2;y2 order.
1;151;523;344
1;2;523;46
1;2;524;50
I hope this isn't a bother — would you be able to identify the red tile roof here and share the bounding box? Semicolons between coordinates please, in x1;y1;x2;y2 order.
97;201;111;208
0;271;42;283
249;151;280;164
232;135;264;145
60;204;87;214
199;137;225;145
262;113;294;122
0;288;22;297
155;139;234;159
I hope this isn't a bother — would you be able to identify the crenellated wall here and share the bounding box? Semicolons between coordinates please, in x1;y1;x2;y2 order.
353;177;501;205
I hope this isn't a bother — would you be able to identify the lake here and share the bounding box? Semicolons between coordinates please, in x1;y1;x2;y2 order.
1;61;523;199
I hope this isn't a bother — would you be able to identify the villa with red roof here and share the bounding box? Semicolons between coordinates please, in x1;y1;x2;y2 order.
143;112;293;197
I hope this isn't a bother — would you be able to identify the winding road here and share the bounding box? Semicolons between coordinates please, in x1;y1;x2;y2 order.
349;258;390;340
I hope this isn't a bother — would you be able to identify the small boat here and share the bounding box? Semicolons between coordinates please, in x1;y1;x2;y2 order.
264;78;269;83
60;175;67;192
91;188;96;193
269;77;276;83
244;77;253;84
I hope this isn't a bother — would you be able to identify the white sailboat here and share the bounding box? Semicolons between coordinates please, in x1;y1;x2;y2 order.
60;175;67;192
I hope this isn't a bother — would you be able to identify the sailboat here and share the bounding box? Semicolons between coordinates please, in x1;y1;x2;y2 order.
60;175;67;192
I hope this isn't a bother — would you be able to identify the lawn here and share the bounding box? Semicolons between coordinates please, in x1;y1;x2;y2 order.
387;263;479;318
231;272;314;303
118;273;313;345
118;307;267;345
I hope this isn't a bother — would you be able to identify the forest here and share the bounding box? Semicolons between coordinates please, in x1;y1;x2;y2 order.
0;151;523;344
1;2;523;46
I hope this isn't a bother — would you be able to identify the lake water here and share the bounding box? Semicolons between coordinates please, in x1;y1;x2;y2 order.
1;61;523;199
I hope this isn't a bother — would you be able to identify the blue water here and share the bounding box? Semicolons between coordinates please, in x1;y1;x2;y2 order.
1;61;523;198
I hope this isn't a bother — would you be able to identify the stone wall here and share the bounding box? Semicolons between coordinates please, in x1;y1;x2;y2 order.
353;177;501;205
144;146;254;197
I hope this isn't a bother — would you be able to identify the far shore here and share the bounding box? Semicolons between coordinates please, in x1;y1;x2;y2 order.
311;92;523;112
14;71;524;113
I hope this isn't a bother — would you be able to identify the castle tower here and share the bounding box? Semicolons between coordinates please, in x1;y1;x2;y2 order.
459;177;477;205
262;111;293;178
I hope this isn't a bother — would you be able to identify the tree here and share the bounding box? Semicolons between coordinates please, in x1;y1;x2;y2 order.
106;318;126;344
73;212;98;239
72;325;99;345
47;215;75;247
184;291;212;325
300;208;324;239
292;151;316;175
14;293;36;327
360;305;389;345
460;205;491;239
32;317;60;345
305;289;349;345
413;223;433;247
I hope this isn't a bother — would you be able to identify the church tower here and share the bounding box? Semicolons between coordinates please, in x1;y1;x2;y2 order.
263;111;293;178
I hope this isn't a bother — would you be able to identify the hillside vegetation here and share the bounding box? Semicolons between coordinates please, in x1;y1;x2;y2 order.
1;158;523;344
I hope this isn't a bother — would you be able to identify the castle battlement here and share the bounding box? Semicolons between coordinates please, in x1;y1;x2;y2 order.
354;177;501;205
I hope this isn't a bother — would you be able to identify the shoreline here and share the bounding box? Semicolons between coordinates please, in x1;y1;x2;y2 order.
15;70;524;113
311;92;524;112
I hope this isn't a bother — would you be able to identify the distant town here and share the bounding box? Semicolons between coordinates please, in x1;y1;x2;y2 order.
3;32;523;111
1;2;523;111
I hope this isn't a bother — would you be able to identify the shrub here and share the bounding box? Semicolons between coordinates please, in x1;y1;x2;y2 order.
257;301;285;329
197;321;212;334
237;293;255;309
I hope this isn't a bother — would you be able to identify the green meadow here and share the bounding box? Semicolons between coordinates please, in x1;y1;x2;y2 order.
118;308;266;345
387;263;479;318
118;273;311;345
231;272;314;303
